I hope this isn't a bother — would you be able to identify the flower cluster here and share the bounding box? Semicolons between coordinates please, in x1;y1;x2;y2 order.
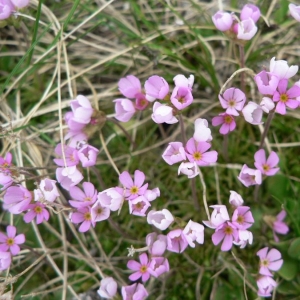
0;225;25;271
212;4;260;41
163;118;218;178
203;191;254;251
114;74;195;124
0;152;14;191
256;247;283;297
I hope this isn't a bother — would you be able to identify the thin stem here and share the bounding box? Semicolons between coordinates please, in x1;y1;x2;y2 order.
259;110;275;148
239;45;245;92
178;114;187;145
197;167;210;220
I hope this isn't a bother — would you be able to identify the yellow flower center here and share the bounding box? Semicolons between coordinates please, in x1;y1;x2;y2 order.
224;225;233;235
280;94;288;103
6;238;15;246
84;212;91;221
224;115;233;124
228;99;235;107
130;186;139;194
140;265;147;273
262;164;270;172
237;215;244;224
34;206;43;214
261;259;269;267
193;151;202;161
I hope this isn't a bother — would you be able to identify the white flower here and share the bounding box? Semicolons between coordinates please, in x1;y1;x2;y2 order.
242;101;264;125
147;209;174;230
193;118;212;142
270;57;298;80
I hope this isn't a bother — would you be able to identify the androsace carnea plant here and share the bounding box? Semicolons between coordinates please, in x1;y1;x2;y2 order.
1;1;300;299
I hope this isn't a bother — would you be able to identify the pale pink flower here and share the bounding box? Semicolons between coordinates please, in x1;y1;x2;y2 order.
229;190;244;207
231;206;254;230
240;4;261;23
238;164;262;187
144;75;169;100
127;253;151;282
173;74;194;89
185;138;218;166
212;11;233;31
97;187;124;211
254;71;279;95
203;205;230;229
56;166;83;190
273;79;300;115
193;118;212;142
3;185;32;214
0;251;11;271
167;229;188;253
91;200;110;222
11;0;29;8
0;225;25;255
0;173;13;191
257;275;277;298
23;202;50;224
39;179;59;202
254;149;280;176
257;247;283;276
273;210;289;242
148;257;169;278
236;18;258;40
69;182;97;208
114;98;136;122
118;75;142;98
135;94;149;111
70;95;93;125
289;3;300;22
146;233;167;256
147;209;174;230
212;221;238;251
162;142;186;165
212;113;236;135
143;187;160;202
260;97;275;113
233;229;253;249
151;102;178;124
183;220;204;247
70;206;95;232
178;161;199;178
170;86;193;110
218;87;246;116
242;102;264;125
0;0;14;20
53;143;79;167
270;57;298;80
65;131;88;148
78;144;99;167
119;170;148;200
121;283;148;300
97;277;118;299
128;196;151;217
0;152;12;174
65;111;86;132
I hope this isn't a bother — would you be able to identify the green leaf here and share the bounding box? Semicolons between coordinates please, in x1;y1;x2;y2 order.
288;238;300;260
277;281;300;295
278;257;298;281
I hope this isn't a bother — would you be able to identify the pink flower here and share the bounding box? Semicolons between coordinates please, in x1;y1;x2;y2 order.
23;201;50;224
229;191;244;207
254;71;279;95
212;113;236;135
118;75;142;98
91;200;110;222
185;138;218;166
260;97;275;113
128;196;151;217
0;173;13;191
146;233;167;256
11;0;29;9
144;75;169;100
0;0;14;20
39;179;59;202
147;209;174;230
273;210;289;242
218;87;246;116
257;275;277;298
170;86;193;110
178;162;199;178
70;206;95;232
162;142;186;165
127;253;151;282
242;102;264;125
144;187;160;202
69;182;97;208
0;152;12;174
119;170;148;200
114;98;136;122
254;149;280;176
173;74;194;89
56;166;83;190
212;11;233;32
151;102;178;124
240;4;261;23
3;185;32;214
203;205;230;229
53;143;79;167
212;221;238;251
0;225;25;255
97;277;117;299
233;229;253;249
78;144;99;167
121;283;148;300
270;57;298;80
135;94;149;111
257;247;283;276
238;164;262;187
97;187;124;211
148;257;169;277
167;229;188;253
273;79;300;115
0;251;11;271
183;220;204;247
289;3;300;22
231;206;254;230
236;18;258;40
70;95;93;125
193;118;212;142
